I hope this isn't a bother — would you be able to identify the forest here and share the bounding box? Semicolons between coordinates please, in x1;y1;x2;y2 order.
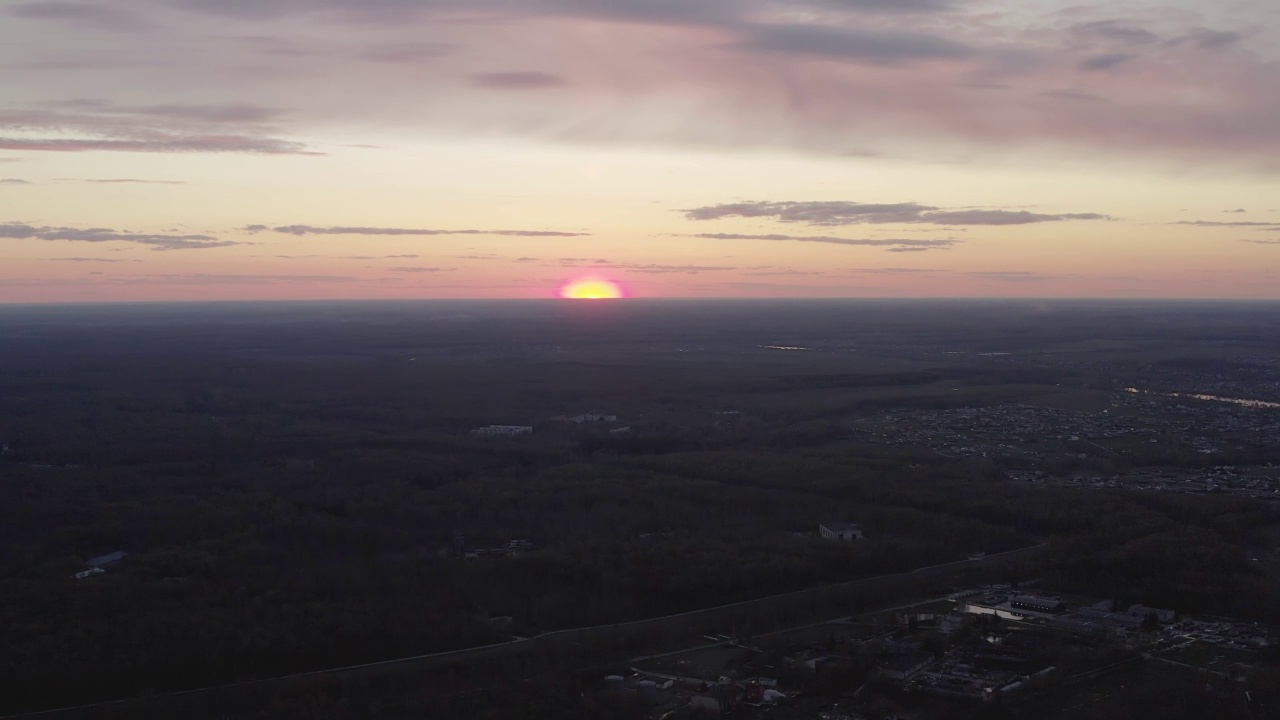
1;299;1278;715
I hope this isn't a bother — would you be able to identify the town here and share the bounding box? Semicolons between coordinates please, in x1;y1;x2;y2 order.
598;583;1272;719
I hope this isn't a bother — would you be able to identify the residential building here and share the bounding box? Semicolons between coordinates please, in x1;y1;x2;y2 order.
473;425;533;437
819;522;864;541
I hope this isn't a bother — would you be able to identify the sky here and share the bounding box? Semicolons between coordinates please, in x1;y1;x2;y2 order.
1;0;1278;302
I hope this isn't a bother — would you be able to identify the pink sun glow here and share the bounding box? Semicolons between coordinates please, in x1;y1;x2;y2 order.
557;277;627;299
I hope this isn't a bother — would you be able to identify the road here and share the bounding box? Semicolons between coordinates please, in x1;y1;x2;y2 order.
3;541;1047;719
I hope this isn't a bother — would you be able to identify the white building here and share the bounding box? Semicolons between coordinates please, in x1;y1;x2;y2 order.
819;522;864;541
473;425;533;437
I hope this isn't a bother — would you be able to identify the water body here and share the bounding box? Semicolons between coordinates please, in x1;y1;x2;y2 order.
1123;387;1280;410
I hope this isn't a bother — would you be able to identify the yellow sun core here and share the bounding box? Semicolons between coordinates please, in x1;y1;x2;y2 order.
559;278;625;299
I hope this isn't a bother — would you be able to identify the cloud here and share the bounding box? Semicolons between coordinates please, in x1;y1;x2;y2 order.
389;266;457;273
712;281;867;294
161;0;745;26
362;42;454;63
965;271;1063;282
515;256;539;262
739;24;977;65
272;253;423;260
0;136;315;155
54;101;287;124
250;224;591;237
689;232;958;250
558;259;738;273
744;269;825;276
527;0;744;28
0;157;21;163
0;104;313;156
136;273;361;284
47;257;135;262
0;222;241;250
682;201;1112;226
820;0;953;13
7;2;150;32
0;178;31;185
848;267;941;274
0;273;370;287
922;210;1112;225
1079;53;1136;72
1072;21;1160;46
60;178;187;184
472;72;567;89
10;1;1277;171
1241;239;1280;246
1173;29;1244;51
1042;90;1110;103
1174;220;1280;227
684;201;934;223
1224;208;1247;213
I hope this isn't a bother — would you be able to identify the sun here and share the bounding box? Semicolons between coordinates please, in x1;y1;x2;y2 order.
558;277;626;299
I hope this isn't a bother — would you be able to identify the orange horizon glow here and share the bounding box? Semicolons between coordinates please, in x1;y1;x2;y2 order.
558;277;627;299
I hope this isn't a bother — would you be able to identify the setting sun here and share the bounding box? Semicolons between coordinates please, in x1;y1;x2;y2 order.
558;278;625;299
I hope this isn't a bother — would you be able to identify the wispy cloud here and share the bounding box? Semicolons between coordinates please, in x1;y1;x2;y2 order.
1171;29;1244;51
819;0;955;14
388;266;457;273
0;136;314;155
4;1;1267;169
0;104;313;156
1079;53;1137;72
1175;220;1280;228
247;224;590;237
60;178;187;185
0;178;30;185
131;273;362;285
682;201;1112;226
7;2;150;32
558;259;737;274
737;24;977;66
965;271;1065;282
1072;20;1160;46
361;42;454;63
1042;90;1110;103
848;267;941;274
472;72;567;89
47;257;136;263
744;269;825;276
0;222;241;250
689;232;958;251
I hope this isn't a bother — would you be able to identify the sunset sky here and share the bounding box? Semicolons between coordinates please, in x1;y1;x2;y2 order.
2;0;1278;302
